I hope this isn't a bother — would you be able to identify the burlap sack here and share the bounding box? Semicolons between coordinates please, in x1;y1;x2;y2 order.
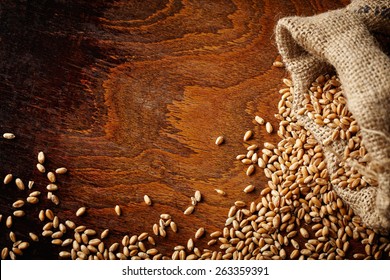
275;0;390;234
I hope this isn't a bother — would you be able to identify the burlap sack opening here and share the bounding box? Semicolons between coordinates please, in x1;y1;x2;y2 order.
275;0;390;234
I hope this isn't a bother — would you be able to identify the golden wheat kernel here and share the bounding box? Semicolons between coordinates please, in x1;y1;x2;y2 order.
8;250;17;260
75;226;87;233
9;231;16;243
272;215;281;228
115;205;122;216
184;206;195;215
59;251;71;258
206;239;217;247
187;253;198;260
36;163;46;173
84;229;96;236
210;231;224;241
76;207;86;217
47;172;56;183
300;248;312;256
12;200;25;208
241;158;252;165
246;165;255;176
246;150;255;159
215;188;226;196
43;209;54;220
174;245;186;251
300;228;309;239
282;78;293;88
195;227;205;239
13;210;25;217
51;194;60;205
352;253;366;259
138;232;149;241
147;248;158;256
99;229;109;239
257;158;266;168
273;61;284;68
37;151;45;164
247;144;258;151
192;190;202;203
243;130;253;141
51;231;64;239
46;184;58;191
255;115;265;125
80;233;89;244
58;223;67;233
63;220;75;230
37;210;45;222
52;239;63;245
236;154;246;160
234;201;246;208
3;174;13;185
120;235;129;247
152;224;159;236
215;136;224;145
63;238;74;249
88;238;101;248
265;122;273;133
15;178;25;190
27;232;39;242
172;251;179;260
243;184;255;193
51;216;59;229
116;252;127;260
55;167;68;174
3;132;15;139
160;214;171;220
12;247;23;256
143;194;152;206
159;227;167;237
187;238;194;251
77;250;88;259
251;153;258;163
289;249;300;259
147;236;156;246
28;190;41;197
129;234;138;247
41;230;53;238
138;241;147;252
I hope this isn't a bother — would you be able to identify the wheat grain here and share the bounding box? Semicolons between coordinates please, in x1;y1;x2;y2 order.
215;136;224;145
184;206;195;215
143;195;152;206
55;167;68;174
243;130;253;141
15;178;25;190
76;207;86;217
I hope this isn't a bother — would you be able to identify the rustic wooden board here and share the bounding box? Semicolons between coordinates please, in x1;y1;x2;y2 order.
0;0;367;260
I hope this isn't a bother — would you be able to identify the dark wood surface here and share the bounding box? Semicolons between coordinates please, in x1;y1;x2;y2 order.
0;0;359;260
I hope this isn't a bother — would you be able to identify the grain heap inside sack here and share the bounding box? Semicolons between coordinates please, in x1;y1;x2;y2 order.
275;0;390;234
211;73;390;260
205;72;389;260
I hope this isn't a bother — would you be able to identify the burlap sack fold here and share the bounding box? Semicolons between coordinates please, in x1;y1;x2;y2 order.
275;0;390;234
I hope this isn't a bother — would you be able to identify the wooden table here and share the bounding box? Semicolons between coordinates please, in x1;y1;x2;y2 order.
0;0;363;260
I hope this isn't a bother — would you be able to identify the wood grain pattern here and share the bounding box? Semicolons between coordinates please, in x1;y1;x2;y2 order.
0;0;367;260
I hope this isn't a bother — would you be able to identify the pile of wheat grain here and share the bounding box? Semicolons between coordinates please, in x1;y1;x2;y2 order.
1;72;389;260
